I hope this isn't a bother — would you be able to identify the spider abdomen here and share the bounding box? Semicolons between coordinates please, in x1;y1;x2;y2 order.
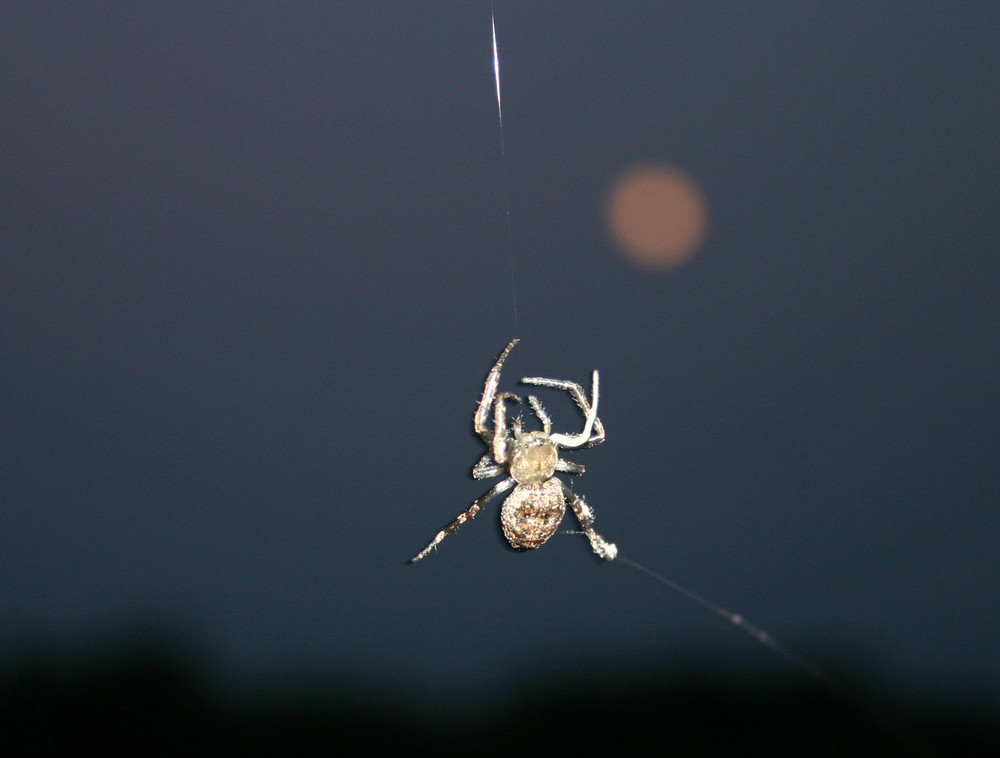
500;480;565;551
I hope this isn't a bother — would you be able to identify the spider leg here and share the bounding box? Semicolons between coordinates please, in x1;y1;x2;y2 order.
526;395;552;435
475;339;519;443
473;452;505;480
555;458;585;475
409;477;517;563
559;481;617;561
522;371;605;448
491;391;520;464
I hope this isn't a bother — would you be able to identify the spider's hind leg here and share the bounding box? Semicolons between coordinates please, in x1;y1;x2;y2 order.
409;477;516;563
559;481;617;561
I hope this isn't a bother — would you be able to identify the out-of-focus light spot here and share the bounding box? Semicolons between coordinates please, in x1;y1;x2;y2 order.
605;163;708;270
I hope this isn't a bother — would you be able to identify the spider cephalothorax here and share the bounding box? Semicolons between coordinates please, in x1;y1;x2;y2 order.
410;339;616;562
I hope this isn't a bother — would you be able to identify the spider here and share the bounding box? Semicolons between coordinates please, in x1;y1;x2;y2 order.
409;339;617;563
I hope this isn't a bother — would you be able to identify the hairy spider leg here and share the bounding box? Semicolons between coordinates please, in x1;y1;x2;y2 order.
555;458;585;475
560;481;617;560
475;339;519;443
409;477;517;563
521;372;605;448
490;391;520;466
472;452;505;480
526;395;552;434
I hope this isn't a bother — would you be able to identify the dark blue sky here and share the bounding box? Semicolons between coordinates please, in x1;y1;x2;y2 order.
2;1;998;719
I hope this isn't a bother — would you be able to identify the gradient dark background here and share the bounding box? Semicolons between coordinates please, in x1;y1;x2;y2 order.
2;2;998;753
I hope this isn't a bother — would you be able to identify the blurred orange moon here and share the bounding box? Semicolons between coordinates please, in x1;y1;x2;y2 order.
605;163;708;270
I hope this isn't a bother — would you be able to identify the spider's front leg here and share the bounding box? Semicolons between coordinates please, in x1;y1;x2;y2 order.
490;391;520;466
522;371;605;449
471;391;521;480
475;339;519;444
409;477;516;563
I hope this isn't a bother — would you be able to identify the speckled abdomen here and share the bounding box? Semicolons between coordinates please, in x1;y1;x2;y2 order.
500;480;566;551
